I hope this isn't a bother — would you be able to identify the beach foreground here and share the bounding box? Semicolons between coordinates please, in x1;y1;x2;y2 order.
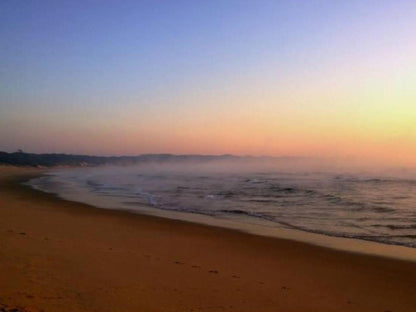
1;167;416;312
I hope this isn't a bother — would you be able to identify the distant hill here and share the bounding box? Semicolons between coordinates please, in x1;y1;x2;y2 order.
0;151;242;167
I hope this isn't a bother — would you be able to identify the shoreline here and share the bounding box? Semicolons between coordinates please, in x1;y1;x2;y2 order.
1;166;416;311
25;167;416;262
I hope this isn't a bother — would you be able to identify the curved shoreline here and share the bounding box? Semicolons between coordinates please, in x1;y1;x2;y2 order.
1;166;416;311
25;168;416;262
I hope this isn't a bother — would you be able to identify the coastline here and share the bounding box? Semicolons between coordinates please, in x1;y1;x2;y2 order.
1;166;416;311
25;167;416;262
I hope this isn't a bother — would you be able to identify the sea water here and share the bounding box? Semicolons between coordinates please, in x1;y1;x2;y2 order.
27;162;416;248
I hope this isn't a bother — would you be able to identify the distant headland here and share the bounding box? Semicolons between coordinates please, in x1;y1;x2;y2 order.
0;151;303;167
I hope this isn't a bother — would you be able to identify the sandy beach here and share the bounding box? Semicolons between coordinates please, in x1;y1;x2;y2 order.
1;166;416;312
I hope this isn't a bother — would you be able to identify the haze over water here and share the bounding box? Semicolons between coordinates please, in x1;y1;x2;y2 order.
28;160;416;248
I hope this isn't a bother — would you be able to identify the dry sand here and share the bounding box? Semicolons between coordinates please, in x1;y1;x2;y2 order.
1;166;416;312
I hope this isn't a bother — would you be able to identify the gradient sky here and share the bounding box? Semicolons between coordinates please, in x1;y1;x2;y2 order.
1;1;415;165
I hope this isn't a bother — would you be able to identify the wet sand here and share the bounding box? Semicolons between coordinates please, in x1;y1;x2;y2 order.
1;166;416;312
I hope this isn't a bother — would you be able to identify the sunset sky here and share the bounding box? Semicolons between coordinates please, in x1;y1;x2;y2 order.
1;1;415;165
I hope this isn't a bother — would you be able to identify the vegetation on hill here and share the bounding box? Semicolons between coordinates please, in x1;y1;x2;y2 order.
0;151;238;167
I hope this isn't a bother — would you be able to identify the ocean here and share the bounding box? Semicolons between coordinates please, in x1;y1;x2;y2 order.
27;162;416;248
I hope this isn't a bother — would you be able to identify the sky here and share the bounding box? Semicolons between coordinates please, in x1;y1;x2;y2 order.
1;1;415;166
